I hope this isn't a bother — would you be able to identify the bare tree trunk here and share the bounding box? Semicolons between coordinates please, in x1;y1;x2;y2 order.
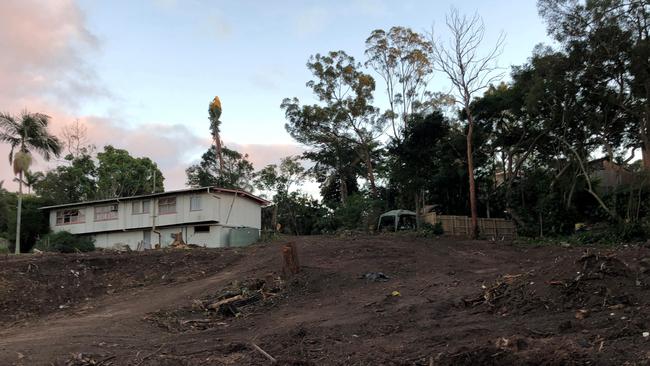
466;112;479;239
15;171;22;254
214;133;225;172
430;8;504;239
272;204;278;232
339;171;348;205
414;192;421;230
559;137;619;221
364;148;378;198
642;132;650;169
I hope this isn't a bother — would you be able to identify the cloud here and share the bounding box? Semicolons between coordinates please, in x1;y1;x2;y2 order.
0;1;310;198
225;142;305;170
0;0;108;109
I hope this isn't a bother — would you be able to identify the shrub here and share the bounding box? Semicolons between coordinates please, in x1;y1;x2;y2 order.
418;222;444;237
37;231;95;253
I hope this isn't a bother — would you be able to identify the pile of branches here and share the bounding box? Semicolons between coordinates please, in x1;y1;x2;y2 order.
551;254;638;310
195;278;284;317
462;273;548;315
146;277;285;332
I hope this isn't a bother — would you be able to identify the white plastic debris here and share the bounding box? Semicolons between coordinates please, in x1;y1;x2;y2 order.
643;332;649;338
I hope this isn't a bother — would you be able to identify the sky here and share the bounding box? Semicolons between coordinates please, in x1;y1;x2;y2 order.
0;0;550;195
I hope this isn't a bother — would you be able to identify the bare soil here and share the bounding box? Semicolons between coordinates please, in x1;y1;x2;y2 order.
1;235;649;365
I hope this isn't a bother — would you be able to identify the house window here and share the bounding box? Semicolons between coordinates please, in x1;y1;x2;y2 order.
159;197;176;214
56;209;84;225
94;204;118;221
194;225;210;233
190;195;202;211
132;200;150;215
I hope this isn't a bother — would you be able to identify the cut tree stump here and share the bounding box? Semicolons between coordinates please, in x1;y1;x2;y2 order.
281;243;300;277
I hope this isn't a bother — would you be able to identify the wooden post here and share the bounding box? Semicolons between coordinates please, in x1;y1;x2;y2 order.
281;243;300;277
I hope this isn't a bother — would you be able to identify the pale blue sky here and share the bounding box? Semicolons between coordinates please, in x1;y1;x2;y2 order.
0;0;551;191
76;0;550;145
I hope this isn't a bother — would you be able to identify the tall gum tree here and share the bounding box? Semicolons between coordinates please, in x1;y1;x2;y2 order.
365;27;433;140
283;50;385;199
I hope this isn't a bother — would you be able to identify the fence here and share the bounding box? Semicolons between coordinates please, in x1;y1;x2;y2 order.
422;213;517;240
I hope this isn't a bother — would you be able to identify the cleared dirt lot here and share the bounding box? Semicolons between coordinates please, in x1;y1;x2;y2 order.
1;235;649;365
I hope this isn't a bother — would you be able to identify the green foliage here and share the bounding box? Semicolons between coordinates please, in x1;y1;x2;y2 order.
282;50;384;204
365;26;433;139
34;153;97;204
266;191;334;235
37;231;95;253
186;146;255;190
33;146;164;205
0;111;62;167
417;222;444;238
333;194;371;230
255;156;305;195
97;145;164;198
7;195;52;253
0;187;13;235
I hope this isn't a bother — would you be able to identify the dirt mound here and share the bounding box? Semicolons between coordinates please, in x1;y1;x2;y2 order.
3;236;650;365
435;343;595;366
464;253;649;316
553;254;642;310
0;249;242;324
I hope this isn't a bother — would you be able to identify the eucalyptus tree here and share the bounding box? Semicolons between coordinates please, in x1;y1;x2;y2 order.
186;145;255;191
283;50;385;199
0;111;61;253
538;0;650;169
365;26;433;139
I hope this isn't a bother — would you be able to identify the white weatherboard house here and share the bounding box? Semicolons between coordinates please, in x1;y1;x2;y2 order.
41;187;269;249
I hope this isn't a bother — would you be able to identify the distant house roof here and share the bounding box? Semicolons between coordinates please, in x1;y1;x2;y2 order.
40;186;271;210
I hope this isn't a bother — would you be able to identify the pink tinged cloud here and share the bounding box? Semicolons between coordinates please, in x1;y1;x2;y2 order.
0;0;307;196
0;0;106;108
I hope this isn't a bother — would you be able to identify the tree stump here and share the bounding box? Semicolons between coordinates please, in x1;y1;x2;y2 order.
281;243;300;277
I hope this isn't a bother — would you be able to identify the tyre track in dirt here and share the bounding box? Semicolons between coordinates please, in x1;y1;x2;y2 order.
0;244;278;365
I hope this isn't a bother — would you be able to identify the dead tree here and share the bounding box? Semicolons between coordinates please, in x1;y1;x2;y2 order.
430;8;505;239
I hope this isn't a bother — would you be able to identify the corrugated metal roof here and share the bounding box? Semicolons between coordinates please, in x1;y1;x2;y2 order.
39;186;271;210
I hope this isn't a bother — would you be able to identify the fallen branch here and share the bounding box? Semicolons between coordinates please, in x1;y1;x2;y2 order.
250;342;277;364
180;319;214;325
96;355;116;366
207;295;244;310
135;343;165;366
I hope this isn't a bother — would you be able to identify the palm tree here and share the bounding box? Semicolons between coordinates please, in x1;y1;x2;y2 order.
0;111;62;254
23;170;44;194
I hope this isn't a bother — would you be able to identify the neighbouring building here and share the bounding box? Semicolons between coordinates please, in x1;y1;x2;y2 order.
588;158;636;193
41;187;270;250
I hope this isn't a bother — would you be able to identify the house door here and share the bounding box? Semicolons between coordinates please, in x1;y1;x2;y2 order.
143;230;151;250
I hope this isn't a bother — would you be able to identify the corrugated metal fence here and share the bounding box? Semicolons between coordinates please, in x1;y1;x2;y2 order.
422;213;517;240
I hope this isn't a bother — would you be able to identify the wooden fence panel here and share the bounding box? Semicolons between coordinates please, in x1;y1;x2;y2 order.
421;213;516;239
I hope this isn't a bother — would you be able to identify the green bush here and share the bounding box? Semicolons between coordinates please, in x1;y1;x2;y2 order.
37;231;95;253
417;222;444;237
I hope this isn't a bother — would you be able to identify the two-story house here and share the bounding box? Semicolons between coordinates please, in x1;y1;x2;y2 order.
41;187;270;249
